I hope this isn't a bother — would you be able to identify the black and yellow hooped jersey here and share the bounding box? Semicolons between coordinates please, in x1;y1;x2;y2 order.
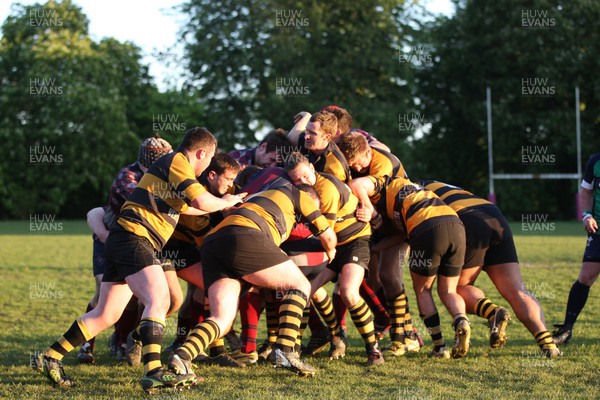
372;176;459;239
171;214;213;247
353;146;408;180
421;181;491;214
299;132;351;183
118;152;206;250
315;173;370;245
208;184;330;246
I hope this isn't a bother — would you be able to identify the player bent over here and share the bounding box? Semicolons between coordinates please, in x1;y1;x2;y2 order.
423;181;561;357
351;176;471;359
168;184;337;378
285;153;384;366
32;128;245;393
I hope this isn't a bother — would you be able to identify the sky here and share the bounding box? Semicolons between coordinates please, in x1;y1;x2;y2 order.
0;0;454;90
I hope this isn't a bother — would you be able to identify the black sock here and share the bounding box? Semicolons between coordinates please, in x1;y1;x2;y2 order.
564;280;591;328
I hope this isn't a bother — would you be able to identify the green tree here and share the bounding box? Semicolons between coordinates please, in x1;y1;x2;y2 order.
412;0;600;219
0;0;162;218
179;0;424;154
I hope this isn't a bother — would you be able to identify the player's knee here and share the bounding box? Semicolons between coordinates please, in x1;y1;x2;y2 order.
379;268;402;291
340;287;359;307
95;308;122;329
577;274;597;286
291;276;311;298
210;316;234;337
167;292;184;317
89;297;99;309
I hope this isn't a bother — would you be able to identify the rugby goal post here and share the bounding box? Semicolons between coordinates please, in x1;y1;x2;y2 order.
486;86;583;219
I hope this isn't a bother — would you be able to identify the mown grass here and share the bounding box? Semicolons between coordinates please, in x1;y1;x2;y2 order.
0;221;598;400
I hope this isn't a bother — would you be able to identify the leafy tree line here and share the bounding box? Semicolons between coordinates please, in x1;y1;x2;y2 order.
0;0;206;218
410;0;600;219
1;0;598;219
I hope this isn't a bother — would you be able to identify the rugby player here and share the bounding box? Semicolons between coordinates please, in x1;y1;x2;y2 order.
341;132;420;357
285;153;384;366
553;152;600;345
32;128;245;393
229;128;291;169
350;176;471;359
422;181;561;357
78;137;173;364
287;110;351;183
167;184;337;378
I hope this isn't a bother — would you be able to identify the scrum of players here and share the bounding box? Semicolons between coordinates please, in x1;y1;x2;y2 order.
32;106;562;394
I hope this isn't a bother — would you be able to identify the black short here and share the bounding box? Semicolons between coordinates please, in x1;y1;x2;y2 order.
408;221;465;277
201;227;290;291
159;238;202;272
103;228;161;282
583;233;600;262
372;218;398;245
92;236;107;276
300;261;328;281
327;236;371;274
459;205;519;269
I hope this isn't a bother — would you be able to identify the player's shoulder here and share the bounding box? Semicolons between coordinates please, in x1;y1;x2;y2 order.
587;152;600;165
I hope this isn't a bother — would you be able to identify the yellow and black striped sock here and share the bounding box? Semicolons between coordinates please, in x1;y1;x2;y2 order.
475;297;499;320
139;317;165;374
423;312;445;348
265;297;279;344
209;338;225;357
177;319;220;361
295;306;311;352
404;296;415;333
201;302;225;357
535;330;558;351
131;326;141;342
313;294;342;337
349;298;377;351
387;292;406;342
46;318;92;360
276;290;308;353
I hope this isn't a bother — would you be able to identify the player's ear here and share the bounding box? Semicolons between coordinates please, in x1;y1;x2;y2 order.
207;170;216;180
196;148;206;160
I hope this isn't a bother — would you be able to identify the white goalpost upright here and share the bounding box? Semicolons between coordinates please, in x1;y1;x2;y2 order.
486;86;583;218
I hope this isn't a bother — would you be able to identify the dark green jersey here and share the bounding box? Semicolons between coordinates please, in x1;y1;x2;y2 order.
582;153;600;220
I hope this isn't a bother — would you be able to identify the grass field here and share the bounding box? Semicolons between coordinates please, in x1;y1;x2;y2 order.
0;220;598;400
